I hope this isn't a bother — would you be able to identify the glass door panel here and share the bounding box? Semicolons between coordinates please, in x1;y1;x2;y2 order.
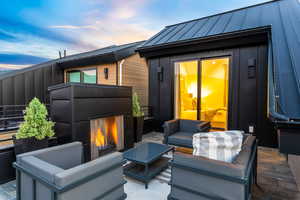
200;58;229;130
174;61;198;120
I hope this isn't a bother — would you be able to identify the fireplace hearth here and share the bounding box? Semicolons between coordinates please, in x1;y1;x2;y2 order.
49;83;134;161
90;115;124;159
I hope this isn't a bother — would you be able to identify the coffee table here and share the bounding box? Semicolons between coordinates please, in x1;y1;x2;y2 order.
123;142;174;189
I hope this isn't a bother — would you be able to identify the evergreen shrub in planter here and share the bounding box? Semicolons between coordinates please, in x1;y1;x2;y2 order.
133;92;144;142
13;98;55;155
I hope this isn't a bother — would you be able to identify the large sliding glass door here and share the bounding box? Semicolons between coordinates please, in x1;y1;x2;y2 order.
174;57;229;130
174;61;198;120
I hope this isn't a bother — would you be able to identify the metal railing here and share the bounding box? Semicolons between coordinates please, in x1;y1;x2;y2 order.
0;105;26;133
0;104;50;133
141;106;153;120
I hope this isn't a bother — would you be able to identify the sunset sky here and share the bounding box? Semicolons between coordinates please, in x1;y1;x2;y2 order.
0;0;269;70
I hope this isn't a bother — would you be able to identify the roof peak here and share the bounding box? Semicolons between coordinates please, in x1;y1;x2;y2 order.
166;0;281;28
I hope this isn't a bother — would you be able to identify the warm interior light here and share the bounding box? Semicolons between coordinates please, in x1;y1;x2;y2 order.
201;88;211;99
188;82;197;98
175;58;229;130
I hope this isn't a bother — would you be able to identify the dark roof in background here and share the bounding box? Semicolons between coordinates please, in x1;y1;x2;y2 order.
57;40;145;69
139;0;300;119
0;41;145;79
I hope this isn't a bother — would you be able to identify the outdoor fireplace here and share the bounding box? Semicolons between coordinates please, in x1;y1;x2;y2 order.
49;83;134;162
90;116;124;159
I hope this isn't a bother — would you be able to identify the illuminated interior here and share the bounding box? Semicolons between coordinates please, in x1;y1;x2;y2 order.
174;58;229;130
201;58;229;130
174;61;198;120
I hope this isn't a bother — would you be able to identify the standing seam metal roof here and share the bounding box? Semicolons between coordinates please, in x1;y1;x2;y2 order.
139;0;300;119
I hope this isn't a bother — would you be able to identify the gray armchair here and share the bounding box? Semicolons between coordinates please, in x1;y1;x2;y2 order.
168;135;257;200
14;142;127;200
163;119;211;148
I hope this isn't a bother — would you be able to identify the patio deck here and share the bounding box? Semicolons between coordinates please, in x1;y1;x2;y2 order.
0;132;299;200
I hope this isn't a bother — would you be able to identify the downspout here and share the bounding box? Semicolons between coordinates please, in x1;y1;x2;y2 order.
119;59;125;86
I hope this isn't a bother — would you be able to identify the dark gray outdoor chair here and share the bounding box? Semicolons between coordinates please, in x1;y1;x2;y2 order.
163;119;211;148
13;142;127;200
168;135;257;200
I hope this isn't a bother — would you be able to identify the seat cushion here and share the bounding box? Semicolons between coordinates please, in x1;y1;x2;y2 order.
168;132;193;148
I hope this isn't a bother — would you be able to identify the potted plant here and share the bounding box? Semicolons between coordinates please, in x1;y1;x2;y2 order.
13;97;55;155
132;92;144;142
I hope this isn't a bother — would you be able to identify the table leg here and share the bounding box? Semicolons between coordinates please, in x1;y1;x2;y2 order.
144;164;149;189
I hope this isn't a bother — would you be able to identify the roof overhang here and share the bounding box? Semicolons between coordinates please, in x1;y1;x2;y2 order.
138;26;271;58
57;52;117;69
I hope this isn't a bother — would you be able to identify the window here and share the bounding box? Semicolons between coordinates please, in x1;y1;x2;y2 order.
82;69;97;83
67;71;81;83
67;68;97;84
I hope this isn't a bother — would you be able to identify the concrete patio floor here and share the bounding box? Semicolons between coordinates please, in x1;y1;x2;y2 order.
1;132;300;200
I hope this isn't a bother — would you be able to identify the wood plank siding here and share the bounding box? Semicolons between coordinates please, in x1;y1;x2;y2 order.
64;63;117;85
119;53;148;107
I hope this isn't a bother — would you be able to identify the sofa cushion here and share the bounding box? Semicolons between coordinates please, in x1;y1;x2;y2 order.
168;132;193;148
193;131;244;163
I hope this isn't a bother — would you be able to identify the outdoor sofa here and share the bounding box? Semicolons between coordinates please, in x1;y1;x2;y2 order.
168;134;257;200
163;119;211;148
13;142;127;200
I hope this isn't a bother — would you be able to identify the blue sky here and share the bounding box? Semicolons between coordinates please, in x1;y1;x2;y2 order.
0;0;269;70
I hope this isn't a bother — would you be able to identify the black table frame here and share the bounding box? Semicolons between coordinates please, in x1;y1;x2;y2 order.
123;143;174;189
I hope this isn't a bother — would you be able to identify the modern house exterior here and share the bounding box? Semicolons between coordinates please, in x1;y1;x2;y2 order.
0;41;148;108
0;41;149;183
137;0;300;181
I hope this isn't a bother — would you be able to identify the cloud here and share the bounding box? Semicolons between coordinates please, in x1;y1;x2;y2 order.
49;0;157;48
1;17;78;45
0;53;49;65
0;64;29;70
0;31;18;41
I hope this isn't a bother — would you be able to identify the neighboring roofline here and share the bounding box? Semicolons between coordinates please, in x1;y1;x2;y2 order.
0;41;145;80
57;40;145;64
138;26;271;54
165;0;281;28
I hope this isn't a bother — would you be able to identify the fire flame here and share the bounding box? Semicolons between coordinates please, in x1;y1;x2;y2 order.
95;117;118;147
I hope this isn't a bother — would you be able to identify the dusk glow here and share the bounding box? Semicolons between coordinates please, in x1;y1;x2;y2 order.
0;0;269;70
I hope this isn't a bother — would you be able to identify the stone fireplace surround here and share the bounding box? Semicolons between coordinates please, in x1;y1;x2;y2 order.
49;83;134;161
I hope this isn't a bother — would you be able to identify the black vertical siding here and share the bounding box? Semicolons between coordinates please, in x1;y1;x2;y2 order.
14;74;25;105
159;57;173;122
2;77;14;105
0;63;64;106
25;71;34;104
148;59;160;121
238;47;258;132
147;44;275;147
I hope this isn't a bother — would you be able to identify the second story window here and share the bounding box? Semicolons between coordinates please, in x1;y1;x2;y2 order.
67;68;97;84
82;69;97;83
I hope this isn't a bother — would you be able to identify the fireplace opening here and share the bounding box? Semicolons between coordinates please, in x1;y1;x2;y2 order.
90;116;124;160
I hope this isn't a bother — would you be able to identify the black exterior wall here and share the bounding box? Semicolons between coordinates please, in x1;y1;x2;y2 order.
0;63;64;106
49;83;134;161
147;44;276;147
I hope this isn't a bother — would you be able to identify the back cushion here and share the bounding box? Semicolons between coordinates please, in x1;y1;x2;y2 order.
193;131;244;163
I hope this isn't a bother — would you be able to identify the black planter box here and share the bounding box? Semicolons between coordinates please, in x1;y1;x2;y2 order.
13;136;48;155
277;122;300;155
134;116;144;142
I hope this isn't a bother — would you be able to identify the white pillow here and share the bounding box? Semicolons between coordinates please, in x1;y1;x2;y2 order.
193;130;244;163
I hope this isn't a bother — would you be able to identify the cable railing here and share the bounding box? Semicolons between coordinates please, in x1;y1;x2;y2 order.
0;104;50;134
141;106;153;120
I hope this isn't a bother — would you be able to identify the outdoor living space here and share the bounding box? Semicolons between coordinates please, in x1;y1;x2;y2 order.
0;132;300;200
